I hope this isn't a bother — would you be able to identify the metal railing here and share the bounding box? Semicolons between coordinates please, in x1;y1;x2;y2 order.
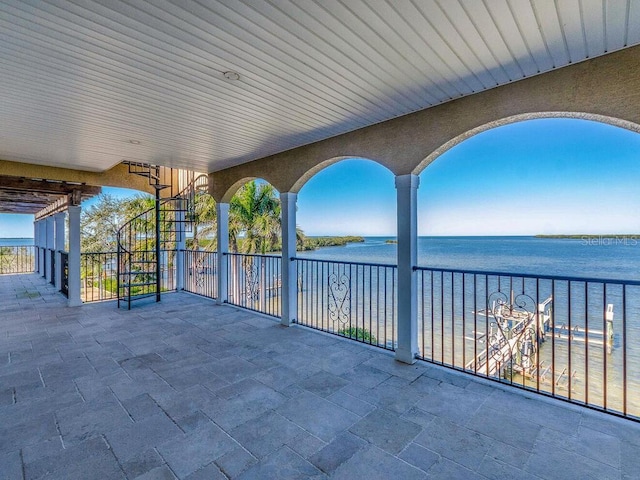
60;252;68;297
7;241;633;421
81;251;118;303
183;250;218;299
84;250;177;303
0;245;35;274
415;266;640;421
32;243;637;421
296;258;397;350
227;253;281;317
49;249;55;285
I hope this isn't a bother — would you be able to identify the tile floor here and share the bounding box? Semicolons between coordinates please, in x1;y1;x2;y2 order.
1;274;638;479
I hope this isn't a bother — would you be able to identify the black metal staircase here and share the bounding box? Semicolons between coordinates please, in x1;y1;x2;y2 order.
116;163;206;309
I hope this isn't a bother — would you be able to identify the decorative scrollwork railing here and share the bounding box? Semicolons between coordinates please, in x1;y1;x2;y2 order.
328;271;351;323
226;253;281;317
415;266;640;421
296;258;397;350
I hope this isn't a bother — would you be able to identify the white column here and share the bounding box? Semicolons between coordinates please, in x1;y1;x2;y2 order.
67;206;82;307
38;220;45;276
280;192;297;326
34;220;41;275
216;203;229;305
54;212;66;290
175;200;186;291
395;174;420;364
45;216;54;283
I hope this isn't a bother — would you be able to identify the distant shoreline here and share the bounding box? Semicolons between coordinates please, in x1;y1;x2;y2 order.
299;236;365;251
536;234;640;239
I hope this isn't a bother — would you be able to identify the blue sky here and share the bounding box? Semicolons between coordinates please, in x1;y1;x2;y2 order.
298;118;640;236
2;118;640;238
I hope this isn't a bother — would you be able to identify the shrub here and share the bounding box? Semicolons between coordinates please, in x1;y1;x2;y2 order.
337;326;376;344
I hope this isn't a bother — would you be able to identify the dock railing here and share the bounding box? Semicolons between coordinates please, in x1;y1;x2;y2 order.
0;245;35;274
415;266;640;420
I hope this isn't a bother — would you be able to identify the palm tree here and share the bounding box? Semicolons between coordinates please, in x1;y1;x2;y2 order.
190;192;217;250
229;181;281;254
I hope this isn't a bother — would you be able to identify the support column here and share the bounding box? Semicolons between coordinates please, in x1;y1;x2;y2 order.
155;188;161;302
395;174;420;364
216;203;229;305
67;206;82;307
34;220;41;274
54;212;66;290
281;192;297;326
45;216;54;283
38;220;45;276
175;200;186;291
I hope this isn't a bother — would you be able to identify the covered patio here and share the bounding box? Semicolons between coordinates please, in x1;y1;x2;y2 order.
1;273;638;480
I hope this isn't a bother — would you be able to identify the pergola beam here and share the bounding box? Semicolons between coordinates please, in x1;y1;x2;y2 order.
0;175;101;216
0;176;99;196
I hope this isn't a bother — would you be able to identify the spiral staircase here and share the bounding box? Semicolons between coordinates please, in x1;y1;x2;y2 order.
116;162;208;309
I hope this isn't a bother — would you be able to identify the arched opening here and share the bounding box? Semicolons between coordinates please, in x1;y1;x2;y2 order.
295;157;397;349
227;179;281;255
414;112;640;175
417;117;640;275
218;178;283;315
414;117;640;416
297;157;396;261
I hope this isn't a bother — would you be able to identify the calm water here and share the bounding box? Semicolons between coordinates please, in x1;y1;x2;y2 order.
0;238;34;247
298;236;640;416
298;236;640;281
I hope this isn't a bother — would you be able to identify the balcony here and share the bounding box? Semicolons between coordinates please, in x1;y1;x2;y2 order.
1;273;638;479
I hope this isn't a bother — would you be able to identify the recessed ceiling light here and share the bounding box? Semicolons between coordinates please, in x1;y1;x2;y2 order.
128;139;141;145
223;71;240;81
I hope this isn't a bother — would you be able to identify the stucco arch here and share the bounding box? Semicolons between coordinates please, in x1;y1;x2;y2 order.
210;45;640;200
217;176;282;204
290;155;393;194
415;112;640;175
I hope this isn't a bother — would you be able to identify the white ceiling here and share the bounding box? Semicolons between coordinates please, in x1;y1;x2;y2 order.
1;0;639;174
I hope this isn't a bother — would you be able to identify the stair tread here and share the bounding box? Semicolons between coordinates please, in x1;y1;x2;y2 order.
119;293;158;303
119;272;157;276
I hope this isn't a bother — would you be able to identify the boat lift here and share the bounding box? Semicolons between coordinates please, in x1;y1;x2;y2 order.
466;292;614;384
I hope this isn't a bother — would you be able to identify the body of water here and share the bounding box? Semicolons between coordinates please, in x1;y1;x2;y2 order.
298;236;640;281
0;238;34;247
298;236;640;417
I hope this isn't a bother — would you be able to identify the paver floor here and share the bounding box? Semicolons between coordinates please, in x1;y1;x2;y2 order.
1;273;639;479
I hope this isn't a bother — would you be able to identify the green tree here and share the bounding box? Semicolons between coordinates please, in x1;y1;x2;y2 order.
124;195;155;219
122;195;160;251
229;181;281;254
189;191;217;250
81;194;128;252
